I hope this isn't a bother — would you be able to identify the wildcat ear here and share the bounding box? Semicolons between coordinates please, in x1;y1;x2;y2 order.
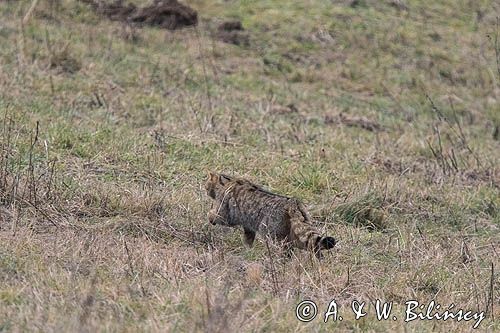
207;171;218;181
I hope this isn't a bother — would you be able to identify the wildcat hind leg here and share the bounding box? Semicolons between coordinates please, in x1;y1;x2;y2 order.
242;228;256;247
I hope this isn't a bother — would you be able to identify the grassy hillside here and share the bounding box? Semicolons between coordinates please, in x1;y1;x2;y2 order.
0;0;499;331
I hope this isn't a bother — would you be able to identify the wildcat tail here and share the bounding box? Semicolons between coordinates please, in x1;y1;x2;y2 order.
319;236;336;250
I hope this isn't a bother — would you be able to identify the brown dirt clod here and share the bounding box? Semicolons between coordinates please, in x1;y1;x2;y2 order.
218;20;244;32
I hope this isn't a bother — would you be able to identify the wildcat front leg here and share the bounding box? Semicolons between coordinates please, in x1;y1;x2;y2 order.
207;209;218;225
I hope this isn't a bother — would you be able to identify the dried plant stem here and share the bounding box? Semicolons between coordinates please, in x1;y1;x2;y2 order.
23;0;40;25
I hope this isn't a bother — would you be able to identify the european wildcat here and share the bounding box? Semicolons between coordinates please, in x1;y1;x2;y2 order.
205;171;336;258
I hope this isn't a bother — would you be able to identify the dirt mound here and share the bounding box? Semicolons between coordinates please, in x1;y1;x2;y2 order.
216;20;249;46
84;0;198;30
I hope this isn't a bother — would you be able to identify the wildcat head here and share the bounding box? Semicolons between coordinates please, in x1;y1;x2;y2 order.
205;171;232;199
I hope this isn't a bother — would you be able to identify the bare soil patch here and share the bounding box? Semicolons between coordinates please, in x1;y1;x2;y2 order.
216;20;249;46
324;112;383;132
